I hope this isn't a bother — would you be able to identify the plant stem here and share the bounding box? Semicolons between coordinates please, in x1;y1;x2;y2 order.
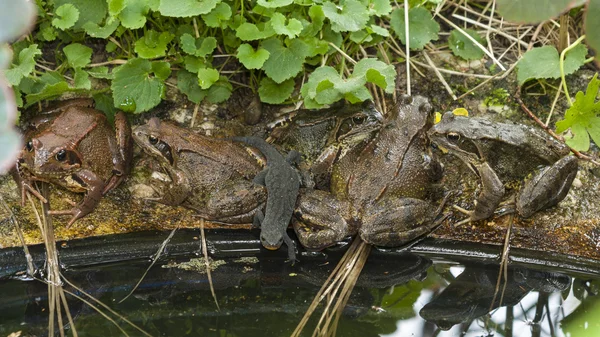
559;35;586;106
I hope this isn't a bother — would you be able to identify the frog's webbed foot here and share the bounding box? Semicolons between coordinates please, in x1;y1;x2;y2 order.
360;197;445;247
517;156;578;218
51;170;104;227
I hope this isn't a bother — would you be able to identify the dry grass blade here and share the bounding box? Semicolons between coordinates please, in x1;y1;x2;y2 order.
0;196;35;275
291;238;371;337
119;227;179;303
200;217;221;311
490;213;514;313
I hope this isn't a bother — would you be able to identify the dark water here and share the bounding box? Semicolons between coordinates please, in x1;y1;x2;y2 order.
0;231;598;337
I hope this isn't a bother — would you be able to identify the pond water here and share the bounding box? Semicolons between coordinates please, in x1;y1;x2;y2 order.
0;230;598;337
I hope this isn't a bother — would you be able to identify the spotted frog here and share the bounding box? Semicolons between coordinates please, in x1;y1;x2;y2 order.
15;98;133;226
428;112;578;221
132;118;266;223
293;96;446;249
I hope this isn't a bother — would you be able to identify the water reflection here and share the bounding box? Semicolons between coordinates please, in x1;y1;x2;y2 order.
0;247;598;336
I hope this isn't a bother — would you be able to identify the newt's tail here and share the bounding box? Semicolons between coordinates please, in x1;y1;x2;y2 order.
232;136;282;161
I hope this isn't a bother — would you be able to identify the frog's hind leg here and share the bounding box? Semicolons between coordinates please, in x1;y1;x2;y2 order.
517;156;578;218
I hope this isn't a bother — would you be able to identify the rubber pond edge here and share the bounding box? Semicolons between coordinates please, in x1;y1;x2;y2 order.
0;228;598;279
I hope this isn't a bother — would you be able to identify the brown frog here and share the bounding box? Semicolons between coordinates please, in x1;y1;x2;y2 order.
132;118;266;223
428;112;578;221
15;98;133;226
292;95;446;249
270;101;384;189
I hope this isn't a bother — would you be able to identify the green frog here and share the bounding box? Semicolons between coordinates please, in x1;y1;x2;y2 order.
132;118;267;223
428;112;578;221
15;98;133;226
293;95;446;249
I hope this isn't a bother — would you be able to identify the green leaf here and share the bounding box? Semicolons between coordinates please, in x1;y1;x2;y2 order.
556;73;600;151
118;0;150;29
180;34;217;57
111;58;168;113
586;0;600;66
353;58;396;93
322;0;369;32
158;0;219;17
53;0;108;30
206;76;232;103
52;4;79;30
257;0;293;8
270;13;303;38
448;28;485;60
496;0;586;23
183;55;205;73
4;44;41;87
237;44;270;69
73;68;91;89
63;43;93;68
197;67;219;89
25;81;75;107
516;44;587;85
302;5;325;37
236;22;276;41
177;70;206;103
82;19;120;38
38;22;57;41
135;30;174;59
261;38;308;83
201;2;231;28
259;77;295;104
87;66;113;79
152;61;172;80
369;24;389;37
302;66;344;105
390;7;440;50
108;0;125;17
367;0;392;16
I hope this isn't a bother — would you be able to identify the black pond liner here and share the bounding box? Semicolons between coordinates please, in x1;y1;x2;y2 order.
0;229;598;336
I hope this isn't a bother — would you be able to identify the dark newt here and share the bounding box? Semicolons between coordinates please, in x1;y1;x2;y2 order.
232;136;301;262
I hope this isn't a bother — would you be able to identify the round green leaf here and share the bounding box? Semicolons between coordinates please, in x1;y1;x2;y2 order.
516;45;587;85
197;68;219;89
448;29;485;60
52;4;80;30
206;76;232;103
111;58;168;113
53;0;107;30
118;0;150;29
496;0;586;24
135;30;174;59
322;0;369;32
270;13;303;38
177;70;207;104
237;44;270;69
390;7;440;50
258;77;294;104
201;3;231;28
257;0;293;8
63;43;93;68
261;38;308;83
158;0;219;17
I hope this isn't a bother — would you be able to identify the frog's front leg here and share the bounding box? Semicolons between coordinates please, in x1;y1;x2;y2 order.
104;111;133;193
49;169;105;226
158;167;192;206
516;156;578;218
292;189;356;250
360;197;447;247
469;161;505;221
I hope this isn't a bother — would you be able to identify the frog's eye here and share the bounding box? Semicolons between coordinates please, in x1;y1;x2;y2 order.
55;149;67;161
25;141;33;152
148;135;159;145
446;133;461;142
